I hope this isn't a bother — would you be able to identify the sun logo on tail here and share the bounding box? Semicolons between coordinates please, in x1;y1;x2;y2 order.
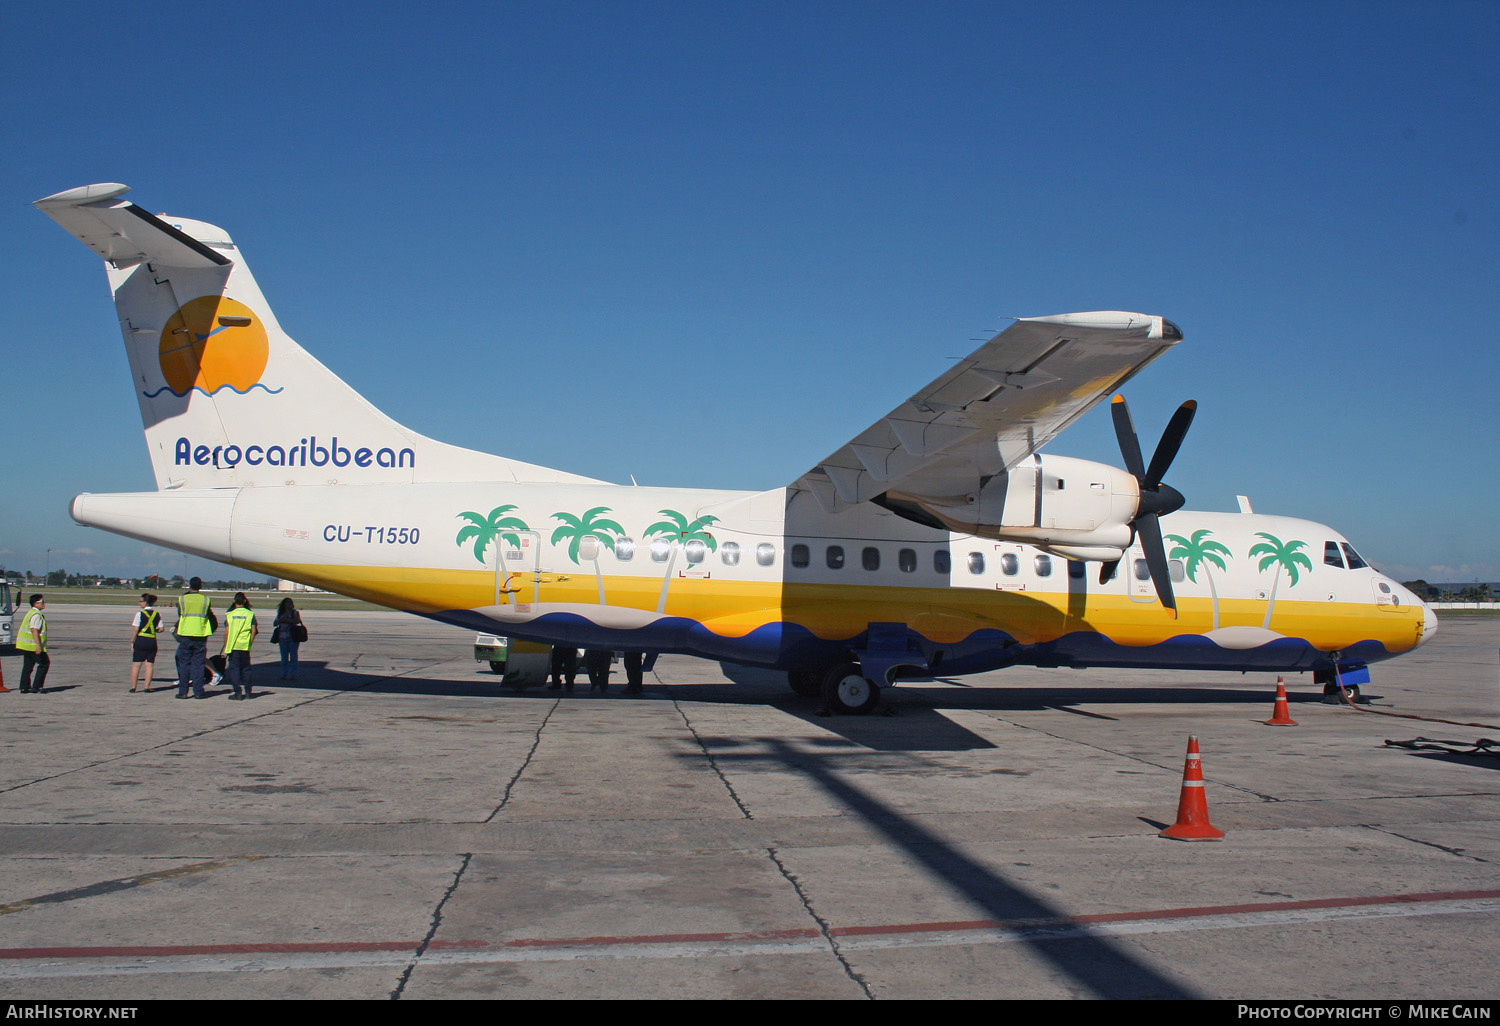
147;296;282;397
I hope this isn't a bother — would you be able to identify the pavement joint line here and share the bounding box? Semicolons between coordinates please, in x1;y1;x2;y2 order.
480;696;560;825
0;658;450;797
985;713;1292;802
2;890;1498;978
764;845;875;999
390;851;472;1000
1359;823;1492;864
393;694;557;995
669;694;754;821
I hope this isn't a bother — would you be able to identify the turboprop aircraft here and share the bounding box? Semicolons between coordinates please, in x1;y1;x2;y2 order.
35;184;1437;713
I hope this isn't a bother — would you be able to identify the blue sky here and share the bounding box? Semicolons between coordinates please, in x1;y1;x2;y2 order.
2;1;1496;584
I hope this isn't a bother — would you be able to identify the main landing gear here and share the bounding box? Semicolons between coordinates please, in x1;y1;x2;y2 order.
786;664;882;715
822;663;881;715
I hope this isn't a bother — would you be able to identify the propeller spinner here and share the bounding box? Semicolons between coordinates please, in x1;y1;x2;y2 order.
1099;395;1196;616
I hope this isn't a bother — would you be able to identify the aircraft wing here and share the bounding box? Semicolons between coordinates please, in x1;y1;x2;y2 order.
793;311;1181;512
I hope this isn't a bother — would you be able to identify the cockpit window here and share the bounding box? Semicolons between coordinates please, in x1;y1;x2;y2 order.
1341;543;1368;570
1324;541;1345;568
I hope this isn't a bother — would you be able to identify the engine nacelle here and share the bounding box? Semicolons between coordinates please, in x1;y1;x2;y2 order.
887;454;1138;559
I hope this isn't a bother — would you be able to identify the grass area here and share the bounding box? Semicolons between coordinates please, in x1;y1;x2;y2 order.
8;585;385;612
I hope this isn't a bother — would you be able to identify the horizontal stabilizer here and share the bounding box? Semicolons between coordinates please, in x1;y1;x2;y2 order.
35;184;230;269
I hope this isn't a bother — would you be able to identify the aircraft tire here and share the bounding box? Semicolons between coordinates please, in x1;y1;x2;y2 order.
489;660;505;674
822;663;880;715
787;669;822;698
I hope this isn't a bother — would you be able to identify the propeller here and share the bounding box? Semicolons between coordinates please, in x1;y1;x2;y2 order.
1098;395;1196;616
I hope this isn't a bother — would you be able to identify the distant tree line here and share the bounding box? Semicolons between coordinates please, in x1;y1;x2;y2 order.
2;567;275;591
1402;580;1495;603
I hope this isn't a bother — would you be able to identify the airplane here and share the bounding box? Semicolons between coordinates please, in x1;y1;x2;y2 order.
34;183;1437;713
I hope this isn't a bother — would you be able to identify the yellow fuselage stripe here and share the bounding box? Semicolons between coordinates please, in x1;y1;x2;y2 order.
233;562;1424;654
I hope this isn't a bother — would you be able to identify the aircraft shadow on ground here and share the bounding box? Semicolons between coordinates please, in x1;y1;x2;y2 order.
697;736;1199;999
246;660;1340;753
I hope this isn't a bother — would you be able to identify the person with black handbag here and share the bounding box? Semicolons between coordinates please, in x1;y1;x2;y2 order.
273;597;306;680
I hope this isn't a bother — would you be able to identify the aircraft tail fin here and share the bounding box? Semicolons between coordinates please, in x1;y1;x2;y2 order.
36;184;598;491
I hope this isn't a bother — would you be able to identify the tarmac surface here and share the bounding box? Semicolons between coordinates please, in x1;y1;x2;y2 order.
1;604;1497;1000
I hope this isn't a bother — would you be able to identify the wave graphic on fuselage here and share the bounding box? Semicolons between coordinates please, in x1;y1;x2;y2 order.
142;383;285;398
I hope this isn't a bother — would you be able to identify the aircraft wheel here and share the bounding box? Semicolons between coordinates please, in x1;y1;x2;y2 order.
490;660;506;674
822;663;880;715
1322;681;1360;700
787;669;822;698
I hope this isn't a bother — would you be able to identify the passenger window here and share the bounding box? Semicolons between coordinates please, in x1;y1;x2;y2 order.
934;550;951;574
862;547;880;571
790;544;810;568
1341;543;1368;570
684;539;707;563
650;539;671;563
1324;541;1345;568
1034;555;1052;577
898;548;917;573
1169;559;1185;583
968;552;985;574
615;537;635;562
1069;560;1085;580
755;543;776;567
826;545;845;570
1000;553;1019;576
720;541;740;566
1134;558;1151;581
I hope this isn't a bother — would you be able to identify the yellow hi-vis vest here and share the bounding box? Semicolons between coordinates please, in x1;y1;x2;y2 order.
137;608;160;639
16;607;46;652
177;592;212;637
223;608;255;654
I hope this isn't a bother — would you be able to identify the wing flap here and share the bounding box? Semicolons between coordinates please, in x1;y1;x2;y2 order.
795;311;1181;512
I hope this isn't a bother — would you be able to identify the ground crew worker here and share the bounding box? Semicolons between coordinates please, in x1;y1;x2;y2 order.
130;593;161;693
174;577;215;699
16;594;49;694
623;651;645;695
546;646;578;691
222;593;258;701
584;648;612;692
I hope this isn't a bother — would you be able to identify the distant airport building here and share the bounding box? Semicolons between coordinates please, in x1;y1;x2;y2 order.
277;580;329;593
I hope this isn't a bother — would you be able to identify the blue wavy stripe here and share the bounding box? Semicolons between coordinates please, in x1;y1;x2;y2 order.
141;382;284;398
423;607;1402;676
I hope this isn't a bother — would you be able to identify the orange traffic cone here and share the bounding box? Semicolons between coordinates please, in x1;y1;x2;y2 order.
1264;677;1297;726
1159;735;1225;841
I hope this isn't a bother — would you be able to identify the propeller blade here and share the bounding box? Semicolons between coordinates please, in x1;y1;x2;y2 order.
1110;395;1145;479
1144;400;1197;487
1135;513;1177;616
1098;558;1120;586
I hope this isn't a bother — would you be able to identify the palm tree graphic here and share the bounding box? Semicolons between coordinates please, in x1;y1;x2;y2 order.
1248;533;1312;630
550;507;625;605
642;510;718;614
1165;529;1233;629
455;506;531;604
